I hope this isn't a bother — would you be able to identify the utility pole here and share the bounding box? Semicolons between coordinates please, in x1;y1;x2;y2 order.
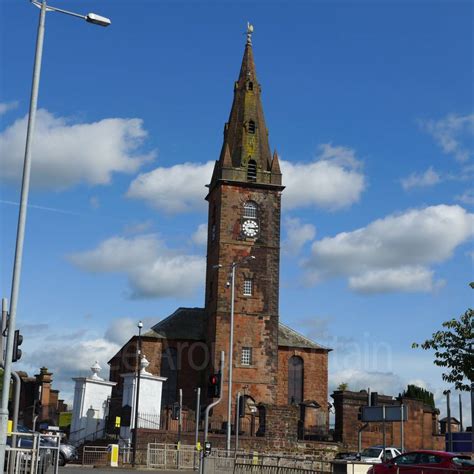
446;390;452;452
194;387;201;471
459;393;463;432
131;321;143;467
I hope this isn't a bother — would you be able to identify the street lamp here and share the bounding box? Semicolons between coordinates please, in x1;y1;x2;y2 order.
0;0;110;466
132;321;143;466
218;255;255;454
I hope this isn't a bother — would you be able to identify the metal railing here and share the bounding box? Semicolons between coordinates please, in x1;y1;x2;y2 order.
82;446;109;466
5;431;61;474
81;444;132;467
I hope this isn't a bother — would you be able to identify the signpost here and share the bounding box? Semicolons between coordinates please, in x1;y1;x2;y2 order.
360;405;409;457
361;405;408;422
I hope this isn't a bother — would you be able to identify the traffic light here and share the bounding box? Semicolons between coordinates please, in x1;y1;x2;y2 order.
370;392;379;406
34;400;42;415
12;330;23;362
171;402;180;420
208;372;221;398
238;395;245;417
357;406;363;421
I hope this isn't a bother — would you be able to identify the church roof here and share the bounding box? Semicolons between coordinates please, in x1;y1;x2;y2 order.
144;307;330;351
145;307;207;341
278;323;331;351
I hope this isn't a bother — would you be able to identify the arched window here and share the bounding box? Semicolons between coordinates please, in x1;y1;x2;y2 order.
247;160;257;182
248;120;256;134
243;201;258;219
248;81;254;91
288;356;304;404
161;347;178;408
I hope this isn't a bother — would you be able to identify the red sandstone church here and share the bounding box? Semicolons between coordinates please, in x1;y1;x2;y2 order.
108;31;331;440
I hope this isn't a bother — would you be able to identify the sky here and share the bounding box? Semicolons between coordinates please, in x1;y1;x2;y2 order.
0;0;473;425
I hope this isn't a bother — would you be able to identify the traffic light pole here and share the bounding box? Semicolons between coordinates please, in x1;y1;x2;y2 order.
200;351;225;474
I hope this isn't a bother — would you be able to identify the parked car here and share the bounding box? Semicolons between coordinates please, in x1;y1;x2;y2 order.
367;450;474;474
359;446;402;463
16;425;78;466
335;451;359;461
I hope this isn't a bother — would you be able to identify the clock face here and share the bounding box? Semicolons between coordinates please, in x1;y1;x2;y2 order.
242;219;259;237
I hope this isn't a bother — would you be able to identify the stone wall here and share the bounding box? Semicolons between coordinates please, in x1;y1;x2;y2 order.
332;390;444;451
277;347;329;432
136;404;338;456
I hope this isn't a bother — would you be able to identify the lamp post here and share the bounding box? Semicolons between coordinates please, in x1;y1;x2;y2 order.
132;320;143;466
0;1;110;466
222;255;255;454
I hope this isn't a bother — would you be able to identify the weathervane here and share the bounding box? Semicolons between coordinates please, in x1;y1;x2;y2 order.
246;22;254;44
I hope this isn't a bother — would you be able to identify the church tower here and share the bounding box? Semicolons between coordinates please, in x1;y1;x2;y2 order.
204;27;284;409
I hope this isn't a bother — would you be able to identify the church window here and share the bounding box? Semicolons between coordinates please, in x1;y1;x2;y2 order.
247;160;257;182
248;81;254;91
288;356;304;404
241;347;252;366
161;347;178;408
243;278;253;296
243;201;258;219
248;120;256;134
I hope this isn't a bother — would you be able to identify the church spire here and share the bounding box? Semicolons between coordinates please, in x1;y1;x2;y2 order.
209;25;282;190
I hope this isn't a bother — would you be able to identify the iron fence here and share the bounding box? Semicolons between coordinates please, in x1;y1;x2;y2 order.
5;431;60;474
81;444;132;466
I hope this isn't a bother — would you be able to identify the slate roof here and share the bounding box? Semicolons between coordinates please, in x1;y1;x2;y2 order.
278;323;331;351
142;307;330;351
144;307;207;341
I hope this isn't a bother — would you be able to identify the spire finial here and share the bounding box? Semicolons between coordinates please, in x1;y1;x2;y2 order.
246;22;254;45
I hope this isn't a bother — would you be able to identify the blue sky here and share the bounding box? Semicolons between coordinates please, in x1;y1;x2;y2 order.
0;0;473;422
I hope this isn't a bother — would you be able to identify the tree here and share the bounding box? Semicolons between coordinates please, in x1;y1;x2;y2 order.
400;384;436;409
337;382;349;391
412;309;473;391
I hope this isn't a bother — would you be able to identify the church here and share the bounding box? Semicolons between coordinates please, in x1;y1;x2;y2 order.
108;29;331;443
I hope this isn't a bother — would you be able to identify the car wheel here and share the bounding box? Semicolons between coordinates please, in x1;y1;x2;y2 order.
58;453;66;467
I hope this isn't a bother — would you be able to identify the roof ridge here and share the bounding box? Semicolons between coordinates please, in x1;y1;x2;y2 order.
278;322;331;351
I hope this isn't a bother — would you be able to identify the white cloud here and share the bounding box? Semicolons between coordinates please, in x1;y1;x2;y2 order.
0;101;18;115
456;188;474;205
123;220;153;235
127;161;215;213
22;337;120;393
283;217;316;255
401;167;441;190
0;109;154;189
421;113;474;162
281;144;366;210
192;223;208;246
348;266;443;294
330;369;404;396
126;143;366;214
68;234;205;298
104;317;157;345
305;204;474;293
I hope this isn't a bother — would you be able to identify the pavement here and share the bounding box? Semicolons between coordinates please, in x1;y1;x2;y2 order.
61;467;184;474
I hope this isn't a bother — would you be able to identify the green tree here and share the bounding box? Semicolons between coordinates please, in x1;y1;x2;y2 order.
337;382;349;391
412;309;473;391
400;384;436;408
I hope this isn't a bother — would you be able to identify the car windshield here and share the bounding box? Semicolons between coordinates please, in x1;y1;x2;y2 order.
361;448;382;458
